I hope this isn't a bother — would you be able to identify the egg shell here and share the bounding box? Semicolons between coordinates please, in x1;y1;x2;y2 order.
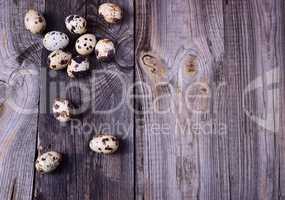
75;34;96;55
43;31;69;51
52;98;72;122
48;50;72;70
95;39;115;61
89;135;119;154
35;151;62;174
65;15;87;34
98;3;123;24
24;9;46;34
67;56;90;78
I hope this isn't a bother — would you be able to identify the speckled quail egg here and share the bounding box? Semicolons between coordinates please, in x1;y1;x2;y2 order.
98;3;123;24
48;50;72;70
35;151;62;174
24;9;46;34
75;34;96;56
52;98;72;122
67;56;90;78
43;31;69;51
95;39;115;61
89;135;119;154
65;15;87;35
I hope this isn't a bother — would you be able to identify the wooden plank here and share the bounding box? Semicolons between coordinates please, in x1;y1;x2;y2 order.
279;1;285;198
85;0;134;199
34;0;134;199
0;0;43;199
135;0;226;199
34;1;87;199
224;0;284;199
135;0;285;199
0;0;284;199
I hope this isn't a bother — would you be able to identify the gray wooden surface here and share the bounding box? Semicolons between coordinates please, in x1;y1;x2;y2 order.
135;0;284;200
0;0;284;199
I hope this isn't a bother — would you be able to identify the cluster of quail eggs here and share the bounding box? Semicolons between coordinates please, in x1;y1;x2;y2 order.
25;3;122;174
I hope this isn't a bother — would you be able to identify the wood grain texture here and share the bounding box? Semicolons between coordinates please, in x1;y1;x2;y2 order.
34;0;134;200
135;0;206;199
35;1;87;199
85;0;134;199
0;0;284;199
0;0;43;199
224;0;284;199
135;0;285;199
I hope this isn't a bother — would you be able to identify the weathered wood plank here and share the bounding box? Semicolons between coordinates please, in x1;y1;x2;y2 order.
224;0;284;199
135;0;224;199
34;0;134;199
0;0;43;199
279;1;285;198
0;0;284;199
85;0;134;199
136;0;285;199
34;1;87;199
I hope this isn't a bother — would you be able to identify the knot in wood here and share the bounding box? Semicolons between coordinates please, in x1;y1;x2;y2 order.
184;56;197;76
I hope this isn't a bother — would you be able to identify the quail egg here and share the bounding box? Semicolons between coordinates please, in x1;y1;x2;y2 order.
98;3;123;24
35;151;62;174
95;39;115;61
24;9;46;34
65;15;87;35
89;135;119;154
75;33;96;56
52;98;72;122
67;56;90;78
43;31;69;51
48;50;72;70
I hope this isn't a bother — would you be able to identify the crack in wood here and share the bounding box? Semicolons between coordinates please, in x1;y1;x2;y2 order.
9;179;17;200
